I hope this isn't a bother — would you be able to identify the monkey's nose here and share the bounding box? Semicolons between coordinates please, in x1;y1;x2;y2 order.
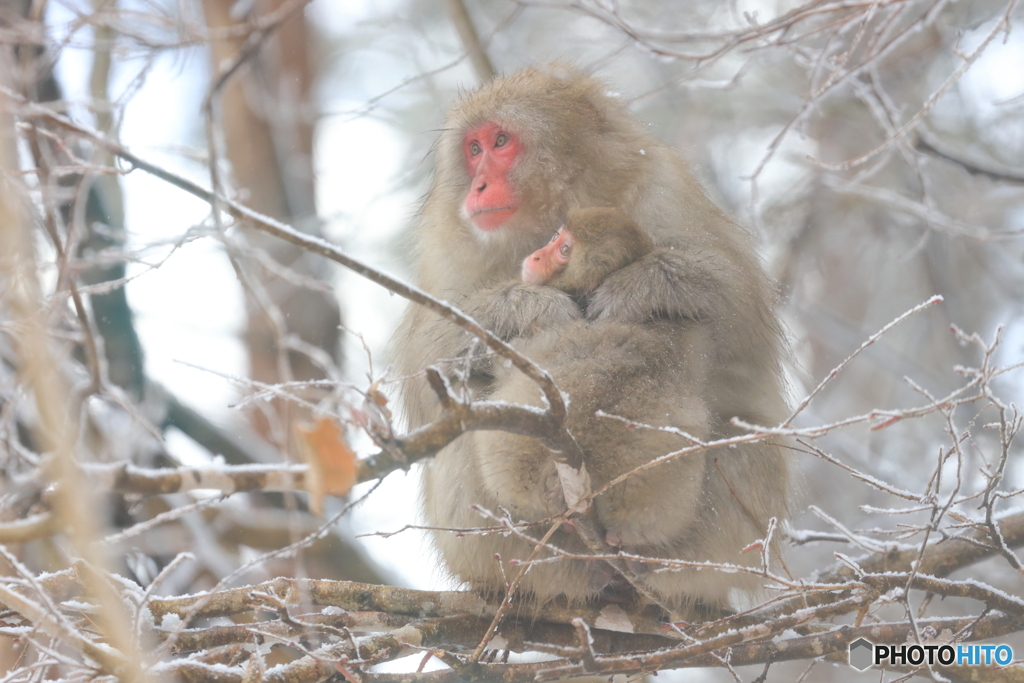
476;182;487;192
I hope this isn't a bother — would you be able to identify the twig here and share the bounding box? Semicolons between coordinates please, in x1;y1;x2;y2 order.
809;0;1020;172
917;130;1024;184
0;512;59;543
785;295;943;426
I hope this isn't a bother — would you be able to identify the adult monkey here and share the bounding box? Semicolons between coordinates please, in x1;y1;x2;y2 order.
392;65;788;611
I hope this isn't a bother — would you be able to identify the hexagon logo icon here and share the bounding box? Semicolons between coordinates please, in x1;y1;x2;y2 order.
849;638;873;671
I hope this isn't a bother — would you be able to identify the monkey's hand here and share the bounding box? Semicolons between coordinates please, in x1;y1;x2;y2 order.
587;248;729;324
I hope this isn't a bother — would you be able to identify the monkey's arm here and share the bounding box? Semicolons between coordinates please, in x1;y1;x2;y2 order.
456;281;584;387
586;247;734;324
459;281;583;340
405;282;581;406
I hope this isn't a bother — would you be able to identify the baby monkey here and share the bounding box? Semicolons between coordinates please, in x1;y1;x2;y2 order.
522;207;654;297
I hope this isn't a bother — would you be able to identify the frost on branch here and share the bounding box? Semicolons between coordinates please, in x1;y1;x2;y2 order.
2;1;1024;681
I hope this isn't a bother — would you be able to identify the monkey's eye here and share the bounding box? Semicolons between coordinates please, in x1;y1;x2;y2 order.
495;132;510;147
469;141;482;156
549;232;560;243
559;243;571;257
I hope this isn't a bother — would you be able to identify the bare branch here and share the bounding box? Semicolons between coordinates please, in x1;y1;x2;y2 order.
446;0;496;82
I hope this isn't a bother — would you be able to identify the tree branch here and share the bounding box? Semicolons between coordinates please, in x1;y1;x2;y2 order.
445;0;496;82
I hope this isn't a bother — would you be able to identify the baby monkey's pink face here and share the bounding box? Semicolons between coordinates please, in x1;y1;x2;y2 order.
521;226;573;284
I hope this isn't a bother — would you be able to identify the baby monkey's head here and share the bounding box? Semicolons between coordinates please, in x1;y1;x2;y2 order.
521;207;654;296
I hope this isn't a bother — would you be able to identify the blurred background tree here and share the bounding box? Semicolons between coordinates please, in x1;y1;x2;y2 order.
0;0;1022;681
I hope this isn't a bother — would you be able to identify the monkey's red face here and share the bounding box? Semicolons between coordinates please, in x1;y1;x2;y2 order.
521;227;573;284
463;123;522;231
